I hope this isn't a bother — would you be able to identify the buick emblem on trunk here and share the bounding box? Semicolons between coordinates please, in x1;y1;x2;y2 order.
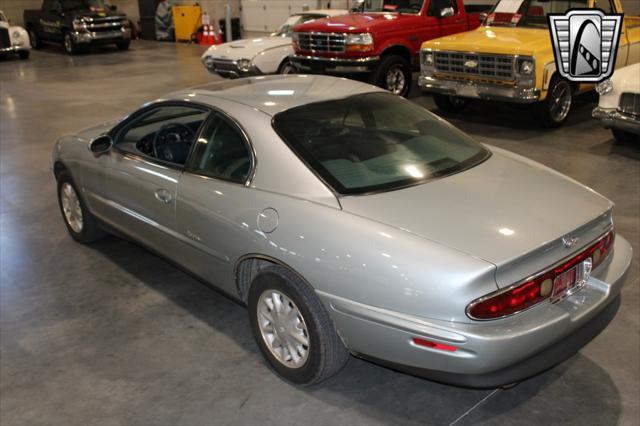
548;9;623;83
563;236;580;248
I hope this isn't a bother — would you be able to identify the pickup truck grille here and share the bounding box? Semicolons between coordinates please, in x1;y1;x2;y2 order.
434;51;515;81
618;93;639;117
83;16;127;32
296;32;345;53
0;28;10;49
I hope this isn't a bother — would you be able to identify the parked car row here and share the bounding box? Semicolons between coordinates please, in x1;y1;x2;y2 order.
201;0;640;131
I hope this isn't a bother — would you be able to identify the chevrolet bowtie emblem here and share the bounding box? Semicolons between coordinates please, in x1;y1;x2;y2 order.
464;60;478;68
562;236;579;248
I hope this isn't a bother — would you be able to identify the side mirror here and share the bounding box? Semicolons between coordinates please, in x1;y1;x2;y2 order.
479;12;488;23
439;7;455;18
89;135;113;155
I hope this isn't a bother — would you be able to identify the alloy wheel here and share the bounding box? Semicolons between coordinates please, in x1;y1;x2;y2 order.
64;34;73;53
385;65;406;95
257;289;310;368
61;182;83;233
550;81;572;123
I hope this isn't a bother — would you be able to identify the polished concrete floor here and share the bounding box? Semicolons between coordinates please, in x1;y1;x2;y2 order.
1;41;638;426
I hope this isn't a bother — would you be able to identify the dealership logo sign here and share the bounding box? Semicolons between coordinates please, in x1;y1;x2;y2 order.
548;9;623;83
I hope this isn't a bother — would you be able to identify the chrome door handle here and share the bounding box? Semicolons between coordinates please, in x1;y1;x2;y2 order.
154;188;173;204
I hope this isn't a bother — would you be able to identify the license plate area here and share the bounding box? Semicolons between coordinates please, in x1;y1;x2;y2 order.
551;258;592;301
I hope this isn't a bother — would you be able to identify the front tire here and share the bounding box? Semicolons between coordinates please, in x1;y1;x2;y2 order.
278;60;296;75
433;94;469;113
116;40;130;51
370;54;412;97
533;75;573;128
57;170;105;243
64;32;85;55
248;266;349;385
28;28;40;49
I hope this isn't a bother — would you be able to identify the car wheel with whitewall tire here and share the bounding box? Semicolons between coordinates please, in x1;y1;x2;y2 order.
371;55;411;97
56;170;105;243
533;75;573;128
433;94;469;113
278;60;297;75
248;265;349;385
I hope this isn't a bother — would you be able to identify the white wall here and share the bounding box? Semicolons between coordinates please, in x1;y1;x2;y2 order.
0;0;42;26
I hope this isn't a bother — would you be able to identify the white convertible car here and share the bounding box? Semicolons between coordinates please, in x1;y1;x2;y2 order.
593;63;640;143
201;9;347;78
0;10;30;59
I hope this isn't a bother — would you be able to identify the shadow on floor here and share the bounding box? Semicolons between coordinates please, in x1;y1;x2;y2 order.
88;234;623;426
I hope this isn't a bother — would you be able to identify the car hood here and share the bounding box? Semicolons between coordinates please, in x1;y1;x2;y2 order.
294;12;422;33
423;26;551;55
203;36;291;60
339;147;612;269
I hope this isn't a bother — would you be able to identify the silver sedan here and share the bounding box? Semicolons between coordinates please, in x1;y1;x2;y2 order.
51;75;632;387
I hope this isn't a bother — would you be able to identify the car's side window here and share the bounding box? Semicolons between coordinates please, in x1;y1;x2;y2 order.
187;114;252;184
114;104;209;167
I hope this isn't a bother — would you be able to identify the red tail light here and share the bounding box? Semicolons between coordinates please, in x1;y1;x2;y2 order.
467;229;615;320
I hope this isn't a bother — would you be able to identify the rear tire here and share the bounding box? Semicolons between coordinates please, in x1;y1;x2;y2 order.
611;128;635;143
57;170;106;243
248;265;349;385
433;94;469;113
532;74;572;128
370;54;412;97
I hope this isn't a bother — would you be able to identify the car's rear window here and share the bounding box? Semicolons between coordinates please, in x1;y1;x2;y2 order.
272;92;490;195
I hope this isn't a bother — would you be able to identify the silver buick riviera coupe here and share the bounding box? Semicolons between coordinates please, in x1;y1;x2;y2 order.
52;75;632;387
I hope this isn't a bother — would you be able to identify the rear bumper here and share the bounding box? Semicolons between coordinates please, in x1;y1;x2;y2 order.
592;106;640;135
290;54;379;74
319;235;632;388
418;74;540;103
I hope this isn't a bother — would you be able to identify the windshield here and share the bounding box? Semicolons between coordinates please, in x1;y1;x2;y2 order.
274;14;329;37
486;0;587;28
60;0;109;11
273;93;490;195
360;0;425;14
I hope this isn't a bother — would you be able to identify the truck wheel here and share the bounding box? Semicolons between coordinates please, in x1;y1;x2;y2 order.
611;128;635;143
433;94;468;113
371;55;412;97
116;40;130;51
18;50;30;60
532;75;572;128
64;32;85;55
28;28;40;49
248;265;349;385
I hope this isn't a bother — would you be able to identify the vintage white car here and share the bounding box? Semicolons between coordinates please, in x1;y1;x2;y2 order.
0;10;30;59
201;9;347;78
593;63;640;143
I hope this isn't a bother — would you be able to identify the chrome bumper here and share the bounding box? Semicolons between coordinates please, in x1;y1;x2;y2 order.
0;45;30;53
201;57;261;79
319;235;632;387
419;74;540;104
592;107;640;135
72;29;130;44
290;54;380;73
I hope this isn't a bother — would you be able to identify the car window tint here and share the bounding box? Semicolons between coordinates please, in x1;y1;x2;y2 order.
115;105;208;166
188;115;252;183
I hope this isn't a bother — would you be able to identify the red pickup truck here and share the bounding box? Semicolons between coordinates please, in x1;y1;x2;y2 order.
290;0;484;96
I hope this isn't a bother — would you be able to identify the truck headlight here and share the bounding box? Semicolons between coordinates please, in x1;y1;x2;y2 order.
292;32;300;49
520;60;534;75
421;49;434;66
345;33;373;52
236;58;251;72
596;79;613;95
515;57;535;86
72;19;86;31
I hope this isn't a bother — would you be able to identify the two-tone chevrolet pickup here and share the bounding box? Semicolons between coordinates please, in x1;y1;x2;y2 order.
419;0;640;127
290;0;487;97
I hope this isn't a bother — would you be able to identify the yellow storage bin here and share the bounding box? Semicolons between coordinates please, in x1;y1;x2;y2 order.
173;5;202;42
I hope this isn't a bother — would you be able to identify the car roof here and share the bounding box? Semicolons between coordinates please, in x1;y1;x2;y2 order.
170;75;385;116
